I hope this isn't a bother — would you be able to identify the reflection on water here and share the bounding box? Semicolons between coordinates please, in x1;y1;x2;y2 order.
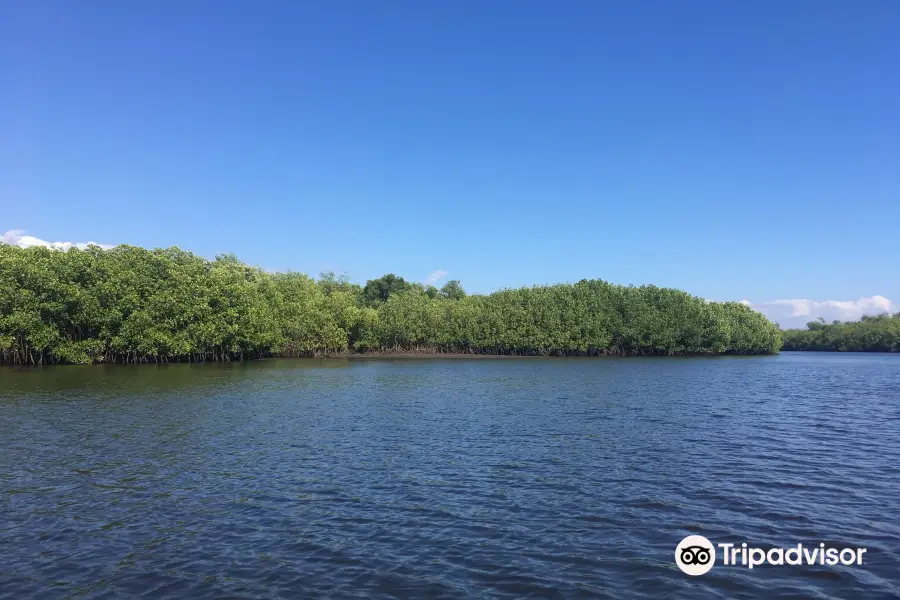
1;354;899;598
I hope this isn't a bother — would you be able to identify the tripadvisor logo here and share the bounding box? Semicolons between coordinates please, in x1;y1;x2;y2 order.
676;535;716;575
675;535;868;576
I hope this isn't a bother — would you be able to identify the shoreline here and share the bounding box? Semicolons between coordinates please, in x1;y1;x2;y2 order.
341;352;560;359
0;350;782;368
8;350;899;369
317;350;777;359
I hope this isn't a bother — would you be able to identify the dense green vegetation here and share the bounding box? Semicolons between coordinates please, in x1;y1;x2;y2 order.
782;314;900;352
0;243;782;364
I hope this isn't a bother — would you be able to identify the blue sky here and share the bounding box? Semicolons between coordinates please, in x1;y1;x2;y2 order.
2;1;898;327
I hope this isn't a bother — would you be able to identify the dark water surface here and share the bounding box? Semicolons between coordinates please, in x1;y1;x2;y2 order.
2;354;899;599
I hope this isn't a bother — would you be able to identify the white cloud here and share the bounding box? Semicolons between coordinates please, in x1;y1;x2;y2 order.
739;299;752;306
744;296;894;328
1;229;114;251
424;269;448;286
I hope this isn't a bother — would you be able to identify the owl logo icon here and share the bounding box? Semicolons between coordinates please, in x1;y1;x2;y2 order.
675;535;716;575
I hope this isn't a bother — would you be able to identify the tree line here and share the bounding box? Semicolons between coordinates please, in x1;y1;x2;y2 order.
0;243;783;365
781;314;900;352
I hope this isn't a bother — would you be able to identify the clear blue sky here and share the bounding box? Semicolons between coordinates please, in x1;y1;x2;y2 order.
2;1;898;321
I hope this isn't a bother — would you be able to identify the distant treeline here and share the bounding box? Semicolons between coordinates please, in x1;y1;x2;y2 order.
782;314;900;352
0;244;782;365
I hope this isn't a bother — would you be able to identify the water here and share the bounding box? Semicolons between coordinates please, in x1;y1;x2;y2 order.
1;353;898;599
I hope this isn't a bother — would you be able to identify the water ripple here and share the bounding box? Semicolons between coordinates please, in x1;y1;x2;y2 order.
1;354;899;598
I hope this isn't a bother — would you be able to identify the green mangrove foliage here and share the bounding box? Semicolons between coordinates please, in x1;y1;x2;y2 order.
354;280;781;355
0;243;782;364
782;314;900;352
